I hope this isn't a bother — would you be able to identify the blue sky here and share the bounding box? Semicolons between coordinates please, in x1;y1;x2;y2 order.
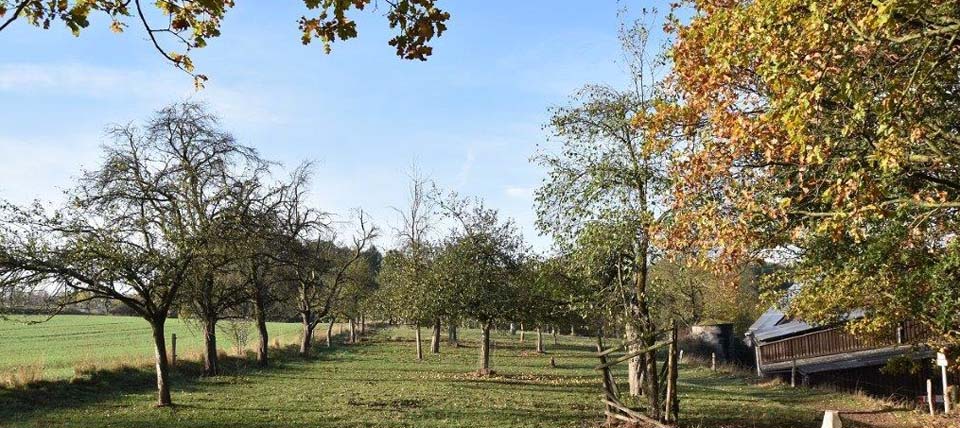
0;2;650;251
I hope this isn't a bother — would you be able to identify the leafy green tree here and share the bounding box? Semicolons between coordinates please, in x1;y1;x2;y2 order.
378;170;447;359
0;0;451;86
338;246;382;343
516;256;583;354
534;18;673;416
648;259;761;332
436;194;526;374
379;245;438;359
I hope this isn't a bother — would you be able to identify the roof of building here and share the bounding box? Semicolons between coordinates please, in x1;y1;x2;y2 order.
747;307;866;343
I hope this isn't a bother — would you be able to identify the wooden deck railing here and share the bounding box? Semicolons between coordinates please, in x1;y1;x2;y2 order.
759;321;927;365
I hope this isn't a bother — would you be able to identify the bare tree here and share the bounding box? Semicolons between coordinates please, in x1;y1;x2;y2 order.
0;102;258;405
230;167;304;367
275;173;377;357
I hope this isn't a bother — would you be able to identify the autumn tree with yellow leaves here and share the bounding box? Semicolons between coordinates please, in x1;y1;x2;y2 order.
659;0;960;347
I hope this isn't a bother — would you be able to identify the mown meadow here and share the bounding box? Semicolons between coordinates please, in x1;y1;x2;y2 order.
0;315;941;428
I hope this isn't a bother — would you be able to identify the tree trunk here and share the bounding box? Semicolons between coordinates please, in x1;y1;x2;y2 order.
480;322;492;374
360;314;366;336
349;318;356;344
202;316;219;376
625;322;643;396
300;312;314;357
570;325;575;336
254;296;269;367
536;327;544;353
414;323;423;360
641;332;660;420
519;323;525;342
552;327;558;345
638;264;661;419
448;322;458;346
509;322;517;335
430;318;441;353
326;317;336;347
150;319;173;407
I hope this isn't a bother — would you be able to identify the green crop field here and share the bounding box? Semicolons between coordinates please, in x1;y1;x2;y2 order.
0;315;307;380
0;316;937;428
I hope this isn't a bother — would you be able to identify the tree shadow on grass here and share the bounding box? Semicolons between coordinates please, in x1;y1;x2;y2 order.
674;370;919;428
0;340;344;426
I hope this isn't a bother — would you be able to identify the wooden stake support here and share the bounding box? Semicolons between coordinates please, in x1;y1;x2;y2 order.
594;322;680;427
664;321;679;423
595;340;672;370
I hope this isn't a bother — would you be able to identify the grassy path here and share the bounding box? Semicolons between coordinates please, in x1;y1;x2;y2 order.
0;318;946;427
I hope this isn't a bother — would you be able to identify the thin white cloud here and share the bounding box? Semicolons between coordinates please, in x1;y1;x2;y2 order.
0;63;180;99
0;62;288;127
504;185;533;199
454;147;476;189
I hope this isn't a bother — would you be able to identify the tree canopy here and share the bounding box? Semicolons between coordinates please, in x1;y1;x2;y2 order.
0;0;450;86
659;0;960;345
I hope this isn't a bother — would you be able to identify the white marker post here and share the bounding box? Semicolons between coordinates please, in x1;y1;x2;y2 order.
927;379;935;415
937;350;951;414
820;410;842;428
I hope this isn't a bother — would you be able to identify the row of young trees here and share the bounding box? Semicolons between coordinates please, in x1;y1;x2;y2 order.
375;173;583;373
0;103;381;406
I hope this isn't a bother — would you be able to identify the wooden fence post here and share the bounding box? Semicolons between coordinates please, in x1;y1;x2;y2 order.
596;335;618;424
171;333;177;369
928;379;935;415
664;320;679;423
754;341;763;376
791;359;797;388
943;364;952;413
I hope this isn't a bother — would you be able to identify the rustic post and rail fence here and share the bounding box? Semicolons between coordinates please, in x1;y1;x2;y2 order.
594;320;680;427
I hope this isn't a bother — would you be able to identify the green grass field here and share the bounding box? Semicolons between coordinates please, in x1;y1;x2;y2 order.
0;315;307;380
0;316;942;427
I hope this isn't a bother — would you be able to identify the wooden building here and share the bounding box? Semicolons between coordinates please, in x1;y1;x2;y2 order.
746;308;937;398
